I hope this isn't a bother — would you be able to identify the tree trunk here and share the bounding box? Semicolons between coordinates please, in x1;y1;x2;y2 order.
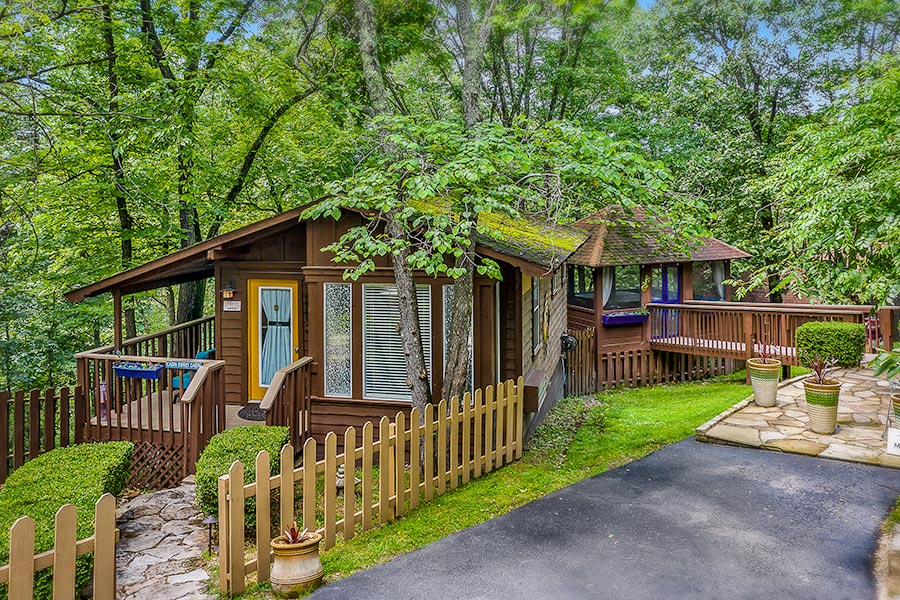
442;0;492;401
353;0;432;412
103;2;137;338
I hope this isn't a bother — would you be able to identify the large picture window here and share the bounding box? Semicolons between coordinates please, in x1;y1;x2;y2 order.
602;265;642;310
323;283;352;397
693;261;726;301
362;284;432;401
567;265;594;309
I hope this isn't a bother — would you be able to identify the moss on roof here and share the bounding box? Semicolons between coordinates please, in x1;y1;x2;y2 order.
476;211;588;271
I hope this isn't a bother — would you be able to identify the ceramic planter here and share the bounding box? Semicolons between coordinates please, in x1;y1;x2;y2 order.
747;358;781;407
803;379;841;434
270;533;324;597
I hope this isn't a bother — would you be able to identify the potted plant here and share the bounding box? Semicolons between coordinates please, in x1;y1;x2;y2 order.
113;361;164;380
601;309;650;326
270;522;323;597
803;355;840;434
747;343;781;407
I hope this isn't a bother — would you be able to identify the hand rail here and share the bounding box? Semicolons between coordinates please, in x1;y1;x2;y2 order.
259;357;314;411
647;302;866;316
181;360;226;404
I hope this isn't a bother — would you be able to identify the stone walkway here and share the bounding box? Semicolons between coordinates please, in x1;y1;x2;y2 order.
116;482;213;600
697;366;900;468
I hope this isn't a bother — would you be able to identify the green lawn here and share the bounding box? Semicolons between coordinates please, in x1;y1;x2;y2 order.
218;374;751;598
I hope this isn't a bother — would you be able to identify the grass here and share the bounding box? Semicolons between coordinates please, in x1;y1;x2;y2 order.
216;375;751;598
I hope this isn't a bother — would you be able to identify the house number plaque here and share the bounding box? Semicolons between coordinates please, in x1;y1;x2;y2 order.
223;300;242;312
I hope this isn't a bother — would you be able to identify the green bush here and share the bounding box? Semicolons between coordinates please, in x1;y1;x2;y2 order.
0;441;133;599
795;321;866;367
195;426;289;528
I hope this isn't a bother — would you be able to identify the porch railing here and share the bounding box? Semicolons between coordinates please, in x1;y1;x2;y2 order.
88;315;215;359
74;351;226;488
260;357;314;450
648;302;899;365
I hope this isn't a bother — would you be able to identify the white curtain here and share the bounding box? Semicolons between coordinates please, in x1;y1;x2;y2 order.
260;288;292;386
712;261;727;300
602;267;615;308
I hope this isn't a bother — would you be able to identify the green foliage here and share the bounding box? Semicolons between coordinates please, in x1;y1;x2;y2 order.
304;116;671;282
0;442;133;599
195;426;289;528
795;321;866;368
758;58;900;304
870;350;900;381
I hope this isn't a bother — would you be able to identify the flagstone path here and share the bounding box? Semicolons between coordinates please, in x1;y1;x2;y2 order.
697;366;900;468
115;482;213;600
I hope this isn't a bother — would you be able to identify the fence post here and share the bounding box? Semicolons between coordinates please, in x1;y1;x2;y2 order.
9;516;35;599
394;413;405;518
217;474;230;592
324;432;337;549
343;427;357;540
256;451;271;583
408;411;420;512
378;417;390;524
302;437;317;532
93;493;117;600
515;376;524;459
227;461;245;595
423;404;434;502
52;504;77;599
279;444;294;534
362;421;374;530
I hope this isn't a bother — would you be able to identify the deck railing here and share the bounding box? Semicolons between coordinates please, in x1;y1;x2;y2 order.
74;351;225;489
648;302;898;365
260;357;314;450
87;315;215;359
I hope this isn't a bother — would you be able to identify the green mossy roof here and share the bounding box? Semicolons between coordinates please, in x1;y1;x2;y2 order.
476;211;588;271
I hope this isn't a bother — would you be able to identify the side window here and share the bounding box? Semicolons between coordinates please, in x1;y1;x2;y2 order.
602;265;642;310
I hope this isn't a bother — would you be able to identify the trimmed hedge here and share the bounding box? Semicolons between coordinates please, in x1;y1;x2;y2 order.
195;426;289;528
795;321;866;367
0;441;133;599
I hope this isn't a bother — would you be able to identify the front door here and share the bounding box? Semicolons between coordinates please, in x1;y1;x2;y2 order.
651;265;681;339
248;279;300;401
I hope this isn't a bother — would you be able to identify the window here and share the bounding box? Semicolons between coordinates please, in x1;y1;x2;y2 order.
693;261;726;301
651;265;681;303
323;283;351;397
443;285;473;392
551;268;562;296
601;265;642;310
362;284;432;401
532;277;542;352
566;265;594;309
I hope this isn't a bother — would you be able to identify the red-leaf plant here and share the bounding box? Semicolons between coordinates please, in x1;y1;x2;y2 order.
807;355;838;385
755;340;779;364
282;522;313;544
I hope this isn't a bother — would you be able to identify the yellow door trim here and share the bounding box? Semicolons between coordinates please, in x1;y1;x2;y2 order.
248;279;300;401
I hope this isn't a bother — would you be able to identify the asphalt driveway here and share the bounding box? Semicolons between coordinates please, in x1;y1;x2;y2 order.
311;439;900;600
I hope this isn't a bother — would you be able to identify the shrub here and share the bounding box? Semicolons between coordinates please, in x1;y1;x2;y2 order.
0;441;133;599
195;426;289;528
795;321;866;367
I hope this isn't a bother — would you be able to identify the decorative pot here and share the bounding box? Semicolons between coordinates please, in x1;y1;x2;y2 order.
803;379;841;434
270;532;324;597
747;358;781;407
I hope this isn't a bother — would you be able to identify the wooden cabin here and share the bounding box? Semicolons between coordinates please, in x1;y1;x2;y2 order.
564;207;752;389
66;205;587;448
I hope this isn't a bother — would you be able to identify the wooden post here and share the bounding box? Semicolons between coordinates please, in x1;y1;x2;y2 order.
880;307;894;350
302;438;316;532
93;494;117;600
279;444;293;534
112;289;123;350
227;461;245;595
255;451;271;582
343;427;357;540
53;504;77;599
324;432;337;549
9;516;35;599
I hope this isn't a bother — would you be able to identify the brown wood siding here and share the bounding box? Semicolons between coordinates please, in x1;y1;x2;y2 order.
521;267;567;413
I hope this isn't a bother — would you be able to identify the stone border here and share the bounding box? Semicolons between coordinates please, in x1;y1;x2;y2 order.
695;373;809;440
877;522;900;600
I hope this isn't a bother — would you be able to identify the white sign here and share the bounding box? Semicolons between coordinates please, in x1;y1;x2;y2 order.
165;360;203;371
223;300;242;312
887;428;900;456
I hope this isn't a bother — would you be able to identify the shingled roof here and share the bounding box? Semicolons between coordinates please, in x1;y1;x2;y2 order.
568;206;751;268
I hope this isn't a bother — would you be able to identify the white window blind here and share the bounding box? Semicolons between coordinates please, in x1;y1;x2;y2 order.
363;284;432;401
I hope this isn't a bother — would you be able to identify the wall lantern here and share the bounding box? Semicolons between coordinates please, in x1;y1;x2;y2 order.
221;283;236;300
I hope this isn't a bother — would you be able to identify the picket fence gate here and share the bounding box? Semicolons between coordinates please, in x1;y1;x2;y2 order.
0;494;117;599
218;377;524;595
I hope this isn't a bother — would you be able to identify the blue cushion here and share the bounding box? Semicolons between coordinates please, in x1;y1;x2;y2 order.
172;372;191;390
195;348;215;360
